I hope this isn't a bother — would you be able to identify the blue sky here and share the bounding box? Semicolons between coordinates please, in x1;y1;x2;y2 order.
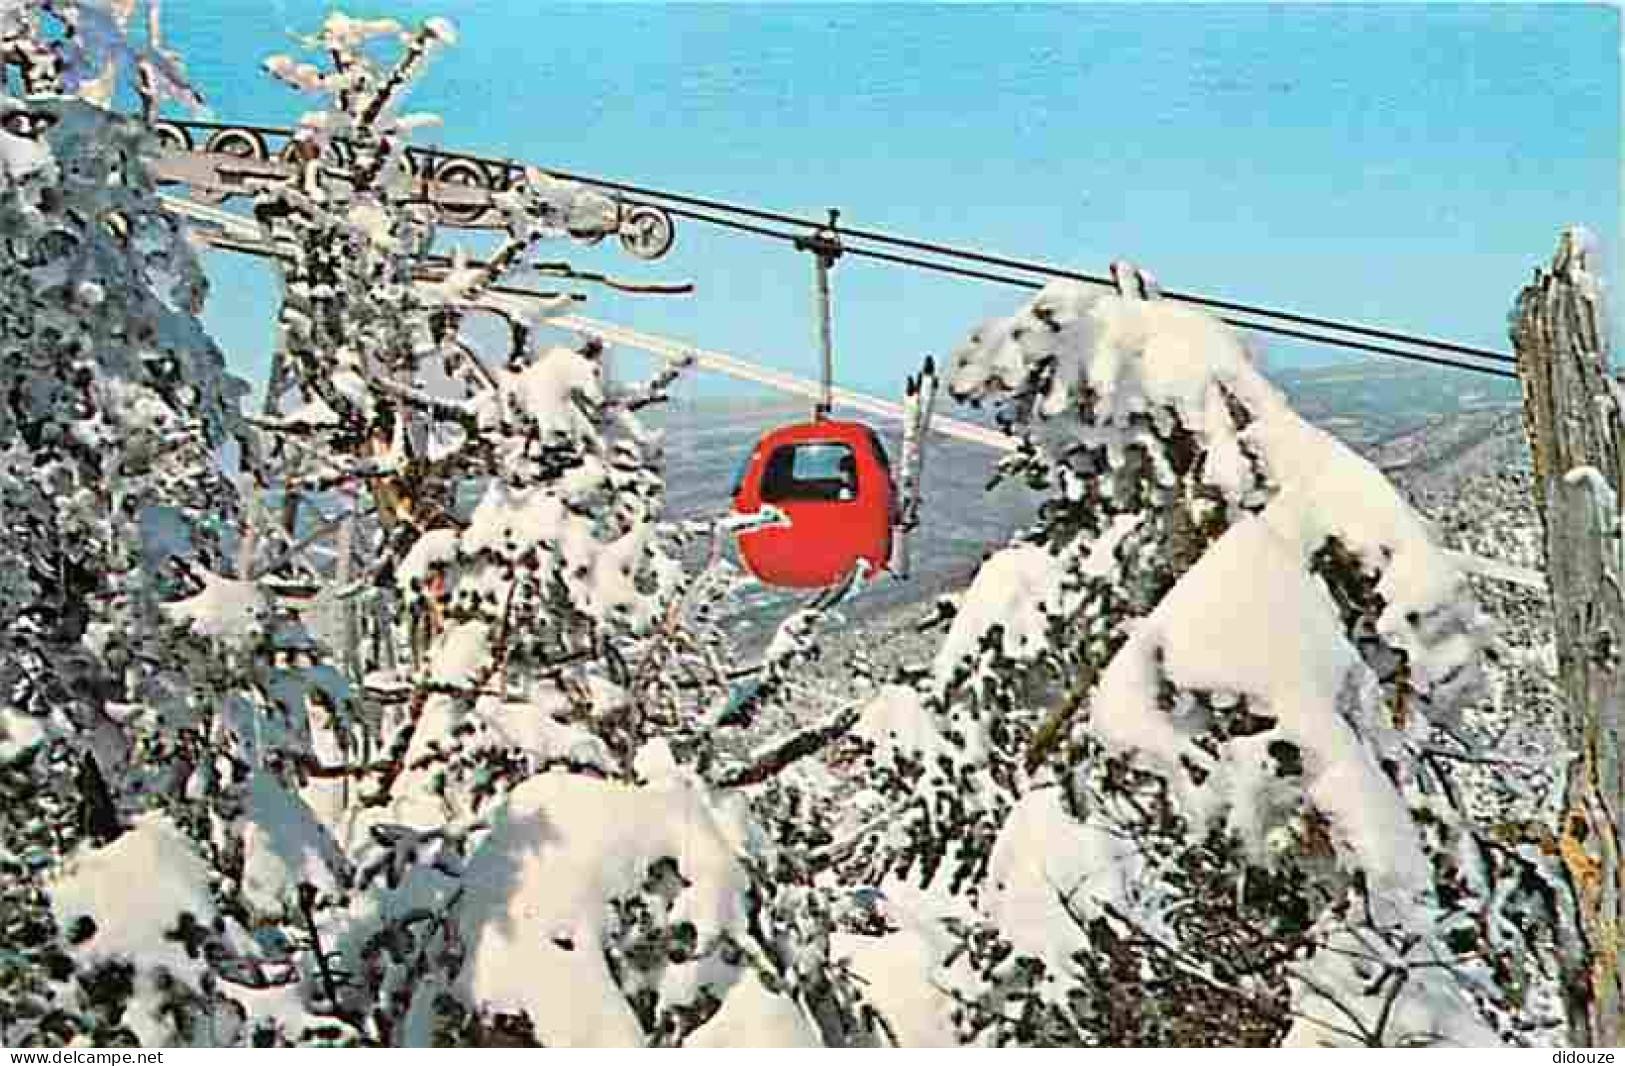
167;2;1621;399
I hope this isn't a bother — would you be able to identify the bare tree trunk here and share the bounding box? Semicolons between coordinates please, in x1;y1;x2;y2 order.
1510;227;1623;1048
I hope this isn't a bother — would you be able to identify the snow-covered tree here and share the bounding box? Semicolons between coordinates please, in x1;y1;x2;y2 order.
217;14;886;1046
818;274;1569;1046
14;1;1566;1047
0;1;277;1045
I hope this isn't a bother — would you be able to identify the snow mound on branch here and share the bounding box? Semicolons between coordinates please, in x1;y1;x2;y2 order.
1251;425;1483;706
48;815;217;1045
457;774;757;1047
421;619;490;690
481;345;602;440
573;523;658;628
396;526;460;591
263;54;328;94
933;514;1140;685
1090;516;1432;910
932;544;1064;672
949;285;1265;481
423;16;458;44
833;921;960;1047
465;694;612;772
240;771;348;915
682;970;820;1048
461;480;576;561
0;706;57;760
382;688;615;831
983;787;1147;969
162;568;269;648
457;479;660;628
0;105;52;179
320;13;405;49
850;684;957;763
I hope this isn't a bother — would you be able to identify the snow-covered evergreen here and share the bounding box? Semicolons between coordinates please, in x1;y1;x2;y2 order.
0;2;1580;1050
138;11;879;1046
0;0;266;1044
812;277;1567;1046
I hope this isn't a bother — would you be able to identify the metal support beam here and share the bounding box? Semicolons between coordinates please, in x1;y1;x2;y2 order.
795;209;843;418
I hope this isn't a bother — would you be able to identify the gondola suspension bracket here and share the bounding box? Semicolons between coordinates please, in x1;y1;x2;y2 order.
795;208;844;418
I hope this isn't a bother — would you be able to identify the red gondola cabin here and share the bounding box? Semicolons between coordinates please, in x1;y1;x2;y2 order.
731;418;895;589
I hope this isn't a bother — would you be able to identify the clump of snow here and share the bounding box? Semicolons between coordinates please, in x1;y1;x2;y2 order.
682;970;820;1048
456;774;759;1047
850;684;958;764
460;480;574;562
0;707;50;760
263;55;328;94
949;285;1260;466
931;513;1137;686
162;567;269;649
320;13;406;50
1252;434;1484;707
463;693;613;773
455;480;661;629
759;605;821;671
582;524;656;627
1090;515;1433;913
240;771;348;916
276;394;341;429
48;815;219;1045
396;526;460;593
423;16;458;44
931;544;1064;673
0;97;55;179
424;620;490;689
1563;463;1624;577
633;737;681;785
982;787;1148;969
484;344;602;440
416;249;485;305
832;920;959;1047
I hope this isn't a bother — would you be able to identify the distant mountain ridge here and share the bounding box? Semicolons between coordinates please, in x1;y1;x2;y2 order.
1270;358;1520;449
649;357;1519;453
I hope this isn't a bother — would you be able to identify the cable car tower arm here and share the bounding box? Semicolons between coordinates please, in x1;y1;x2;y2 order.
794;209;844;418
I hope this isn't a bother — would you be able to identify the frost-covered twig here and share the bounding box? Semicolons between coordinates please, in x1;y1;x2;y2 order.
616;351;695;413
353;19;455;132
297;882;353;1025
805;799;909;871
523;259;694;296
714;703;862;788
367;374;478;429
1094;900;1362;1046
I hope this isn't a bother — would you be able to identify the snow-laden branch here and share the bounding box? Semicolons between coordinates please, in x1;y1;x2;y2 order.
714;703;863;788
